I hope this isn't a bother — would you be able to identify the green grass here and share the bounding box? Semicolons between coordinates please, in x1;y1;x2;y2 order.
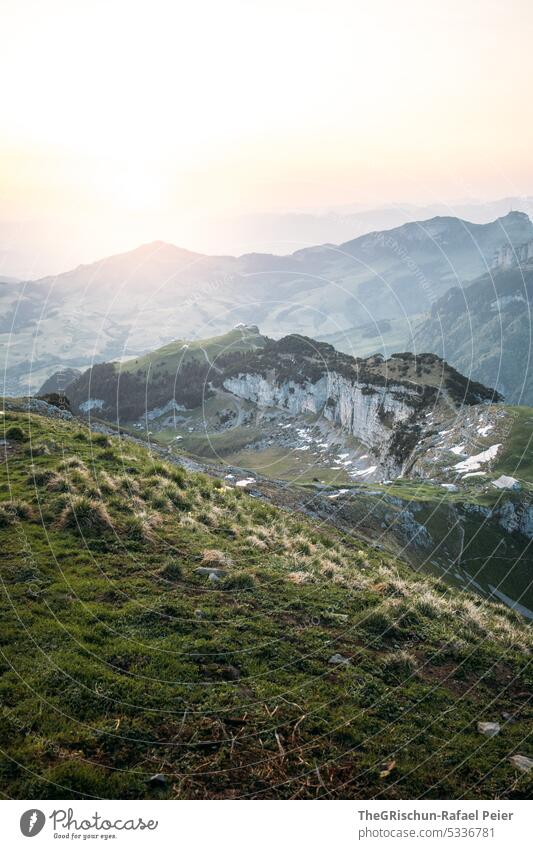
493;406;533;485
224;446;355;484
120;328;267;377
0;407;531;800
162;425;263;461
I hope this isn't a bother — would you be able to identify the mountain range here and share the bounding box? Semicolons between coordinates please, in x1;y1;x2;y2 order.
2;211;533;404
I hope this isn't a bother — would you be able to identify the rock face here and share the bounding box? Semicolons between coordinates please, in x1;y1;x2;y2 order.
223;371;423;476
494;501;533;539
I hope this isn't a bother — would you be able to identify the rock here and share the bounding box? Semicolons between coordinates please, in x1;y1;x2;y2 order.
208;572;221;583
195;567;227;578
492;475;521;491
194;609;204;619
147;773;167;787
509;754;533;773
477;721;500;737
220;665;240;681
328;653;351;666
495;501;533;539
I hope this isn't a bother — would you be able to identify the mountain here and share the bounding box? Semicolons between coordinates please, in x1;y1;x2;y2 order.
38;366;81;395
232;197;533;254
1;397;531;799
411;265;533;405
2;212;532;395
64;328;533;609
67;329;501;476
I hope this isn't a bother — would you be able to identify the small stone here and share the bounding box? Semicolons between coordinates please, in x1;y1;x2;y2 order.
509;755;533;773
208;572;221;583
147;773;167;787
328;653;351;666
195;567;227;578
477;721;500;737
220;665;240;681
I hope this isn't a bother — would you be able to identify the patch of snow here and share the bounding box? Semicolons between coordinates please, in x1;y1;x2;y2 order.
327;489;350;499
454;444;502;473
462;472;486;479
235;478;255;488
477;424;494;437
450;445;466;455
353;465;377;477
441;483;459;492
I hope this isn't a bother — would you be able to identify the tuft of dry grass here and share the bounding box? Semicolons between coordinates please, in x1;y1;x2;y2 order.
57;495;115;535
0;499;35;526
201;549;233;569
246;534;269;551
288;570;315;584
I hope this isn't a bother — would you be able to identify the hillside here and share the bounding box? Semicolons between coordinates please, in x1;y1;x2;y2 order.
410;267;533;405
63;331;533;618
0;401;531;799
67;331;502;480
2;212;531;396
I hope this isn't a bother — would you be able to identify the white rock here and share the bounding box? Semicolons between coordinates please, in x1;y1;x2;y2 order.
328;653;351;666
492;475;520;491
509;754;533;773
477;721;500;737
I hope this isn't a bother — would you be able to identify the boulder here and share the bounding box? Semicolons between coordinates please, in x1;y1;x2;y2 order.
477;721;500;737
509;754;533;773
328;653;352;666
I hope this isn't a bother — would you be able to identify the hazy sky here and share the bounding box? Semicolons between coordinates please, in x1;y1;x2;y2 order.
1;0;533;277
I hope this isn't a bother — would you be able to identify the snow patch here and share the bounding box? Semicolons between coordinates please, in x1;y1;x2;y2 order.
453;444;502;472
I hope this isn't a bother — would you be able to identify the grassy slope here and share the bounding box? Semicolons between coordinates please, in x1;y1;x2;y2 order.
120;328;267;377
0;409;531;800
493;406;533;485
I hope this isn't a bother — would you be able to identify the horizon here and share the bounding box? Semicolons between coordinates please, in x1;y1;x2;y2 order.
4;203;533;282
